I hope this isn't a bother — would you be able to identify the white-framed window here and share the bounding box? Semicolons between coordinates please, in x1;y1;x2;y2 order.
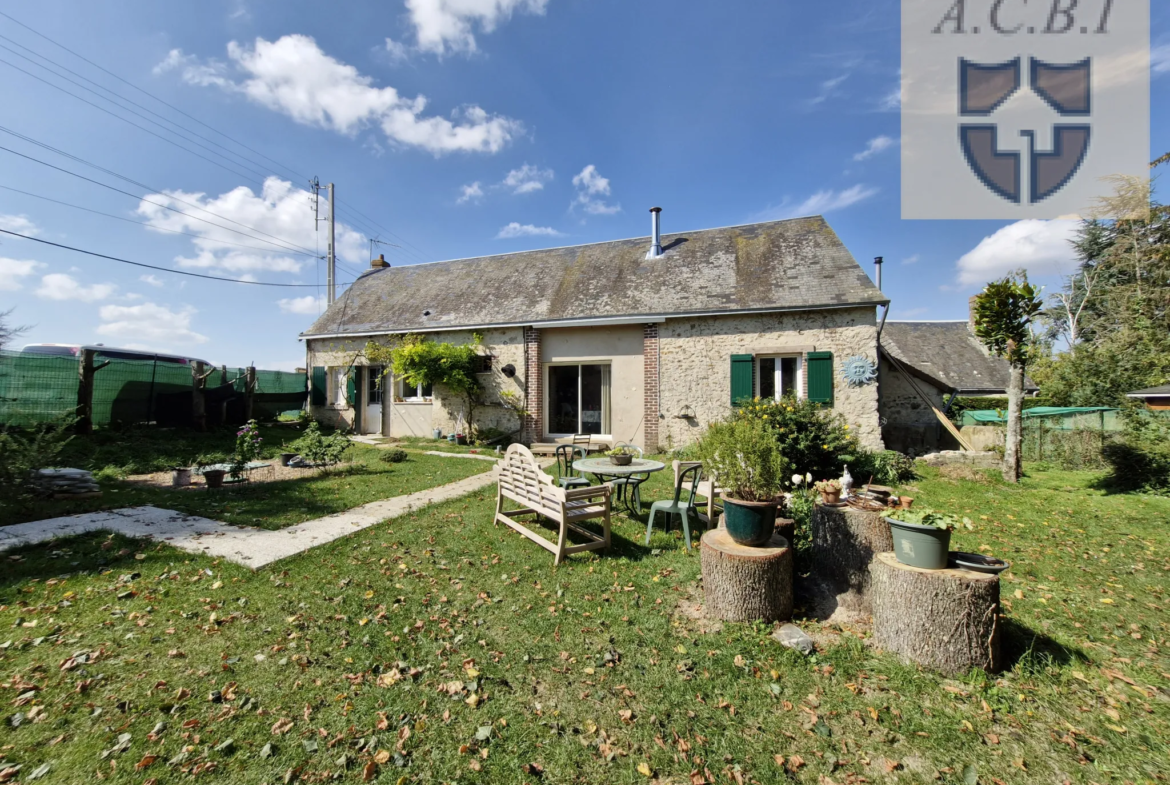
545;362;612;437
757;355;803;400
398;378;434;402
328;367;349;407
367;366;385;406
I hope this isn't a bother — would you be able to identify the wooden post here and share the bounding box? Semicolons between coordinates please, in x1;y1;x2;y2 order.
192;361;208;431
244;366;257;422
870;553;1001;674
77;349;96;435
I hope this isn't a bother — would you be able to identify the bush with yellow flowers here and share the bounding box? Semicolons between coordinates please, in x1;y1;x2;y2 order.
730;395;860;482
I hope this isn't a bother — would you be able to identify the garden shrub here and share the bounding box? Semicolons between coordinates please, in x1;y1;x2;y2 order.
731;396;859;481
292;422;351;468
380;448;409;464
844;449;918;486
0;423;74;510
695;418;790;501
1101;415;1170;494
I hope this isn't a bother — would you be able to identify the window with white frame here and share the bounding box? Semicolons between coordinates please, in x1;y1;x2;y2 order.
546;363;611;436
398;378;434;402
757;355;803;400
328;368;349;407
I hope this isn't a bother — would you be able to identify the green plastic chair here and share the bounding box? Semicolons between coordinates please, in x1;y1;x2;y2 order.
555;444;590;490
646;462;702;551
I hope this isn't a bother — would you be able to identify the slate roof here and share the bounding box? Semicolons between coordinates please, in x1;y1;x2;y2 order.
303;216;886;337
880;321;1038;394
1128;385;1170;397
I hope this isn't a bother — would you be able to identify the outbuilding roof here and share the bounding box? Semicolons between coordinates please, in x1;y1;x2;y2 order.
302;216;886;338
879;321;1038;394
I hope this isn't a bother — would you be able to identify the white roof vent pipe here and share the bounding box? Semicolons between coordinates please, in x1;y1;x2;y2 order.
646;207;663;259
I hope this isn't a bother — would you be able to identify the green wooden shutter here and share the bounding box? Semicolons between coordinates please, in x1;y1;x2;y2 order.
806;352;834;405
351;368;363;432
730;354;754;406
310;366;327;406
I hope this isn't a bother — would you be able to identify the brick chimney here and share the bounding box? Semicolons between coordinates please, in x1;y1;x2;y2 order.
371;254;389;269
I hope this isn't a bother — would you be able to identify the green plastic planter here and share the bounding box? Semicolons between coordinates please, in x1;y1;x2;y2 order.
886;517;951;570
721;496;779;547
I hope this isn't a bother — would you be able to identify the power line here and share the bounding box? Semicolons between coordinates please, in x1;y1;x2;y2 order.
0;9;310;185
0;130;318;257
0;182;327;258
0;32;287;186
0;228;323;287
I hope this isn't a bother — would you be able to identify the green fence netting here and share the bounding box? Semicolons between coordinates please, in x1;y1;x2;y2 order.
959;406;1123;431
0;350;306;428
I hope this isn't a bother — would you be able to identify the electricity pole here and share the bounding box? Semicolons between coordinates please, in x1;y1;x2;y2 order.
327;182;336;305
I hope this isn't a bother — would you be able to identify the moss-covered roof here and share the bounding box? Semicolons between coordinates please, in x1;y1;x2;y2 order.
303;215;886;337
880;321;1039;394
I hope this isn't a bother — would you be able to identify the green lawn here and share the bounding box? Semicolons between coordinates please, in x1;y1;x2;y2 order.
1;426;493;530
0;464;1167;784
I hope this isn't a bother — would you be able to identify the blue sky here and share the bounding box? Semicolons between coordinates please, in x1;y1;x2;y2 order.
0;0;1167;370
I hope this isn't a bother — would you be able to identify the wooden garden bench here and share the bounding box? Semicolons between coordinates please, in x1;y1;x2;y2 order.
495;443;612;565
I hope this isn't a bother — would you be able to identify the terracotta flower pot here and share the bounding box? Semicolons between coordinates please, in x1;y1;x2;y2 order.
900;496;915;510
203;469;226;489
820;491;841;505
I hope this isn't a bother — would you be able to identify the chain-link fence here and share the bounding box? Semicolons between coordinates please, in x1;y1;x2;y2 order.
0;350;306;428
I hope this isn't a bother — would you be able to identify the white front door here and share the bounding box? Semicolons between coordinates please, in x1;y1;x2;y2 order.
364;366;384;435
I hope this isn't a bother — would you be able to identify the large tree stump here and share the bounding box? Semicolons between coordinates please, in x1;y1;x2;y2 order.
700;529;793;623
810;504;893;614
870;552;1001;674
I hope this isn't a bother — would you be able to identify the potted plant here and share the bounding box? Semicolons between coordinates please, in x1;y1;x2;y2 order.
455;433;468;446
171;465;192;488
814;478;843;505
884;508;973;570
697;419;790;547
607;446;634;466
195;454;226;489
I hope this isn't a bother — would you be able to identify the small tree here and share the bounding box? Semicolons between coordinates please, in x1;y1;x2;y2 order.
972;271;1043;483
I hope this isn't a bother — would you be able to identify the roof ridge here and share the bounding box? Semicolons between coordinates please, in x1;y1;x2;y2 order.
378;214;829;269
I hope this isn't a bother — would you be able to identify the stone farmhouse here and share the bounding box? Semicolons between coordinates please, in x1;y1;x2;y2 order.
300;211;890;452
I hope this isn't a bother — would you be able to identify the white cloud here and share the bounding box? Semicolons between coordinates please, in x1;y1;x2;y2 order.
853;135;895;161
571;165;620;216
1153;44;1170;74
136;176;364;275
140;274;165;287
0;214;39;236
159;36;522;155
878;80;901;112
277;295;326;315
956;220;1079;286
384;37;412;63
502;164;553;194
36;273;115;302
0;258;43;291
496;222;562;239
808;73;849;106
405;0;549;55
754;184;879;221
97;302;209;347
457;181;485;204
901;254;920;266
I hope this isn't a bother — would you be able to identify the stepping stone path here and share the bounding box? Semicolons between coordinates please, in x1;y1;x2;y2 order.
0;468;500;570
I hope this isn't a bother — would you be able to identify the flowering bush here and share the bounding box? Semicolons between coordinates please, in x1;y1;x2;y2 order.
695;418;790;502
230;420;263;479
732;396;861;482
813;478;842;494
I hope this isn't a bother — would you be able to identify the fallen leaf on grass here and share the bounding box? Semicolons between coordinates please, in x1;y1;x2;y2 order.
637;762;652;777
271;717;294;735
786;755;805;772
135;755;158;771
362;761;376;782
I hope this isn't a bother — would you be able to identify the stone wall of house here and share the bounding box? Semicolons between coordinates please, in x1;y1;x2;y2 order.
876;357;956;455
306;328;527;438
658;307;883;450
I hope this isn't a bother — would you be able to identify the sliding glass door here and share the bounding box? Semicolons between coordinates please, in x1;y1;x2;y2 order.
547;364;611;436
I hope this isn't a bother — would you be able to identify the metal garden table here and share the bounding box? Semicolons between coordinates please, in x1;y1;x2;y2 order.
573;457;667;514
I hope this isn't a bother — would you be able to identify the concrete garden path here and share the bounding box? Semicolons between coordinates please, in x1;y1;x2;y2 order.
0;467;501;570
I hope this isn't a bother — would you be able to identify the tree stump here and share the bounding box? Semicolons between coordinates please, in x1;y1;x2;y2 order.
810;504;893;614
870;552;1001;674
700;529;793;623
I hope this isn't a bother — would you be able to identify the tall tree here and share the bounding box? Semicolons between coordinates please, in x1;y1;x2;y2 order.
0;309;28;351
972;272;1043;483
